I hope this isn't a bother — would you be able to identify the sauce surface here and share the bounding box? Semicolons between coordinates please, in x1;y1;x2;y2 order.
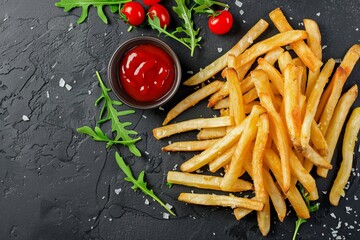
119;44;175;102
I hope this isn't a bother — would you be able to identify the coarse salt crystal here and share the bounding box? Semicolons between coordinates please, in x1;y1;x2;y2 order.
59;78;65;87
65;84;72;91
346;206;352;213
145;151;149;155
88;90;92;95
235;0;243;8
330;212;336;219
114;188;122;195
355;195;358;201
165;203;173;209
239;9;244;15
159;106;164;111
142;115;147;119
322;45;328;50
316;12;321;16
242;19;246;23
163;212;170;219
289;17;293;20
22;115;29;121
46;91;50;98
335;58;342;63
213;232;216;236
187;70;194;74
173;164;178;170
217;47;223;53
145;199;150;205
356;28;359;31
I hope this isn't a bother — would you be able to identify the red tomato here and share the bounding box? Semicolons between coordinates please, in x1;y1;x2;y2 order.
121;2;145;26
208;10;233;35
143;0;161;6
148;4;170;28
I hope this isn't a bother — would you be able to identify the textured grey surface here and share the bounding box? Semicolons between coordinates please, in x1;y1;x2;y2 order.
0;0;359;239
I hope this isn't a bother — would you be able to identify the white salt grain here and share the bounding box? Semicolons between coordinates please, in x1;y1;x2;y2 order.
59;78;65;87
235;0;243;8
163;212;170;219
46;91;50;98
322;45;328;50
22;115;29;121
316;12;321;16
114;188;122;195
330;212;337;219
239;9;244;15
165;203;173;209
145;199;150;205
65;84;72;91
217;47;223;53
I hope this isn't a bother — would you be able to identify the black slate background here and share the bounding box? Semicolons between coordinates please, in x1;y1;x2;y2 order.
1;0;360;239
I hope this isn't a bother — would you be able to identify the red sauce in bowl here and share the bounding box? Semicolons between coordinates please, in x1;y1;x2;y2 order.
119;44;175;102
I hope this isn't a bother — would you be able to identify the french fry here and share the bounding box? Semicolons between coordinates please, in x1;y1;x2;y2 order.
301;142;332;169
153;116;234;140
197;127;227;140
301;59;335;145
183;19;269;86
317;85;358;178
269;8;323;72
310;120;328;156
258;58;284;96
163;80;224;125
283;63;302;149
180;106;265;172
167;171;253;192
304;19;322;98
226;66;245;125
209;145;236;172
252;114;269;202
329;107;360;206
257;193;271;236
252;70;291;193
264;149;310;219
318;44;360;135
234;208;253;220
162;139;219;152
235;30;308;68
278;51;292;74
293;57;307;95
178;193;264;211
220;111;260;191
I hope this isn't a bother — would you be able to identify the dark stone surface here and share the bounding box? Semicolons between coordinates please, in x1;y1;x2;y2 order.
0;0;359;239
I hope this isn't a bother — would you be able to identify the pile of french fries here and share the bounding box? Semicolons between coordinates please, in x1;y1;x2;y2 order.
153;8;360;236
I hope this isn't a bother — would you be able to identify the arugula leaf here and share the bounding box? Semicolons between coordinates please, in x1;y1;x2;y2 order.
193;0;229;15
173;0;202;56
55;0;130;24
115;152;176;216
93;71;141;156
292;184;319;240
77;126;140;148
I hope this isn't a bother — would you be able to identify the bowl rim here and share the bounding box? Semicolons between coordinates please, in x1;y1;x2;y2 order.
107;36;182;109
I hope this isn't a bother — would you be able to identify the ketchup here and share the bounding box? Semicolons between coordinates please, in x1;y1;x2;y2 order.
119;44;175;102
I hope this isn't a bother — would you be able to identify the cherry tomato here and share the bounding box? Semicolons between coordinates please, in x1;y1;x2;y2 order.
143;0;161;6
121;2;145;26
208;10;233;35
148;4;170;28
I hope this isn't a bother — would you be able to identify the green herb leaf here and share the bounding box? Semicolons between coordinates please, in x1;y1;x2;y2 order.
115;152;176;216
193;0;229;15
166;182;173;189
55;0;130;24
173;0;202;56
94;71;141;156
292;184;319;240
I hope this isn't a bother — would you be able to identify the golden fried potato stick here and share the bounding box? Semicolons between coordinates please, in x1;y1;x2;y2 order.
257;193;271;236
318;44;360;135
167;171;253;192
252;70;291;192
252;114;270;203
235;30;308;68
163;80;224;125
304;19;322;98
264;149;310;219
283;63;302;149
269;8;323;72
226;67;245;125
208;145;236;172
153;116;234;140
317;85;358;178
310;120;328;156
241;152;287;222
293;57;307;95
183;19;269;86
180;106;265;172
178;193;264;211
197;127;227;140
329;107;360;206
162;139;219;152
234;208;253;220
278;51;292;74
220;112;260;191
301;59;335;145
258;58;284;96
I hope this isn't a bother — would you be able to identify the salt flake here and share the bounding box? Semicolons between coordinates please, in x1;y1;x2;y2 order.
59;78;65;87
65;84;72;91
22;115;29;121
